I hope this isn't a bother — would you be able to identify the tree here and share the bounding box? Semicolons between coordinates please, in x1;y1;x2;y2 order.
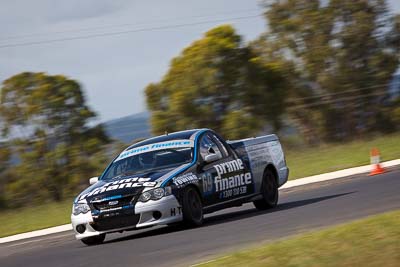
145;25;288;139
0;142;12;208
261;0;400;141
0;72;110;205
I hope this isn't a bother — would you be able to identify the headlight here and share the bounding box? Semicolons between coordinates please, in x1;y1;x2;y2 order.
72;203;90;215
138;191;152;202
138;187;172;202
153;188;165;199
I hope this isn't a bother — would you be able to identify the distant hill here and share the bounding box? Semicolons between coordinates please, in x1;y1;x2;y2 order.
0;111;152;145
103;111;151;144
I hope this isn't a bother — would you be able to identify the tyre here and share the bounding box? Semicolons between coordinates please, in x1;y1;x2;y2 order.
81;234;106;246
253;168;278;210
182;186;203;226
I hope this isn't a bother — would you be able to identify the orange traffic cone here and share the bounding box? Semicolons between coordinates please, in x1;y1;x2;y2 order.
369;148;385;176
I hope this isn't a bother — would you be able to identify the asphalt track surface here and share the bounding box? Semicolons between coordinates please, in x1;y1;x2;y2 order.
1;169;399;267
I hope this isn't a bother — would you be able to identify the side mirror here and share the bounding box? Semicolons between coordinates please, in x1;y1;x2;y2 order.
89;177;99;185
204;153;220;163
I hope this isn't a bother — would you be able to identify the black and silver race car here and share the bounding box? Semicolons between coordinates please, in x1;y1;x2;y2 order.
71;128;289;245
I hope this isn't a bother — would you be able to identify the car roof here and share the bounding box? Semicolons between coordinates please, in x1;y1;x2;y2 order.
125;128;208;151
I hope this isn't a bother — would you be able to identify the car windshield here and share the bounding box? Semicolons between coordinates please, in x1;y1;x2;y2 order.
101;146;193;180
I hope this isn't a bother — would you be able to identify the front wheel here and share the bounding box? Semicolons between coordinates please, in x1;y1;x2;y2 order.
182;186;203;226
253;169;278;210
81;234;106;246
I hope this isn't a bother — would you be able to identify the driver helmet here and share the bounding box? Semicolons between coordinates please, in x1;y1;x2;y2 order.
138;152;156;168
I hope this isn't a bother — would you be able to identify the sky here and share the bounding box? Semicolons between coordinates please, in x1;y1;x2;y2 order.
0;0;399;122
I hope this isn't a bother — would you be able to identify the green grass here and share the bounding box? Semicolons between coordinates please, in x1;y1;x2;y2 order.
285;133;400;179
200;210;400;267
0;200;72;238
0;133;399;238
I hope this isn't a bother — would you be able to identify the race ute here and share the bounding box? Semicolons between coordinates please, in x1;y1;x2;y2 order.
71;129;289;245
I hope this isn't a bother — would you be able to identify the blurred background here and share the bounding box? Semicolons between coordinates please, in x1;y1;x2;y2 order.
0;0;399;236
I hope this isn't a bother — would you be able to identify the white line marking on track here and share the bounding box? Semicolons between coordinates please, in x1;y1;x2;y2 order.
190;256;231;266
4;233;73;247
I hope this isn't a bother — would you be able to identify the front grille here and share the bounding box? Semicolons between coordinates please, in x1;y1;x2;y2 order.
91;214;140;231
92;195;135;211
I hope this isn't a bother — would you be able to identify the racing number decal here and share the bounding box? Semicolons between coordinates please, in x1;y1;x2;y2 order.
202;173;213;195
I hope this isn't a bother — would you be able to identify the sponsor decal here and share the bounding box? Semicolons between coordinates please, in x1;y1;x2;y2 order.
215;173;252;192
170;207;182;216
173;173;199;188
115;139;194;162
214;159;245;176
79;177;157;201
244;141;283;171
213;159;252;199
102;210;123;217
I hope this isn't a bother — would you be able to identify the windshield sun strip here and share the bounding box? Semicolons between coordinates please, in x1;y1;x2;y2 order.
115;139;195;162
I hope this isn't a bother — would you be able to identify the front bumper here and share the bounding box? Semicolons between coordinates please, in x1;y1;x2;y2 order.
71;195;182;240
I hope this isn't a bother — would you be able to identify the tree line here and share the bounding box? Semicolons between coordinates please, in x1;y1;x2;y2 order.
146;0;400;143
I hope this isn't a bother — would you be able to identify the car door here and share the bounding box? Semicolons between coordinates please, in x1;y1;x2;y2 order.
197;133;251;206
211;133;254;199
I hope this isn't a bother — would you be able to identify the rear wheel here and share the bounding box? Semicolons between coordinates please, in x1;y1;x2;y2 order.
81;234;106;246
253;169;278;210
182;186;203;226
